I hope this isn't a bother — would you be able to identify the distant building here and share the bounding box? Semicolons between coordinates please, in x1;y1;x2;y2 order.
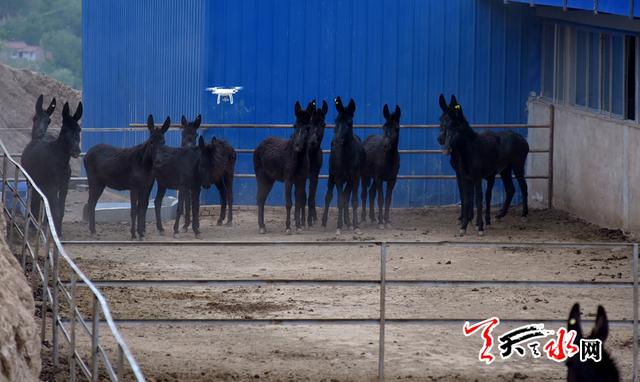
1;41;45;62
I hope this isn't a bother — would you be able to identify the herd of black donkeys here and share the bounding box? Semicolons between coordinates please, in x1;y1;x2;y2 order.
17;94;621;379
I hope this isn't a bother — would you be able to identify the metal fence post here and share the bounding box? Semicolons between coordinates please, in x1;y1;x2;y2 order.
547;104;555;210
91;296;100;382
69;272;77;382
21;185;33;268
633;243;638;382
8;165;19;244
52;245;60;367
1;155;7;209
379;244;387;382
40;230;50;343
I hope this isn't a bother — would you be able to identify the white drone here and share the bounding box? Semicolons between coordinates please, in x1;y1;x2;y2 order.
205;86;243;104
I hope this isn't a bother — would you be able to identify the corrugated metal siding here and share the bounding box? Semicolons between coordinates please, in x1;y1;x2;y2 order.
82;0;541;207
509;0;640;17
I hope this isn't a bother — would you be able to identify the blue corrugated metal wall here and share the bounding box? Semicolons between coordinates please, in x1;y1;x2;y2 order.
82;0;541;207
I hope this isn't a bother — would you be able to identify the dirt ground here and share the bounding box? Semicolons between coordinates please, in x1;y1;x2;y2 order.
43;188;636;381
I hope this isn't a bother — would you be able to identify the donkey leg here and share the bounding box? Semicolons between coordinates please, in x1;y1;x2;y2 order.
56;176;70;237
87;182;105;235
460;179;473;235
514;167;529;220
225;173;234;225
343;182;352;230
350;177;361;232
474;180;484;234
182;190;191;232
284;181;293;234
137;185;152;239
360;177;368;223
129;190;139;240
191;188;202;238
375;179;384;228
293;180;305;232
215;180;226;226
384;178;397;228
456;172;464;222
154;187;167;234
256;177;274;234
173;189;184;237
496;168;515;219
321;177;334;228
335;181;345;234
307;175;319;227
484;176;495;226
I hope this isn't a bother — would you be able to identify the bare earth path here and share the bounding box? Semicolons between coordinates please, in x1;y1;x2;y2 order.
55;190;634;381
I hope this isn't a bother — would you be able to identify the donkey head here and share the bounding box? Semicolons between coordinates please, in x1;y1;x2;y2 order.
146;114;170;148
180;114;202;147
566;303;619;382
308;100;328;150
333;96;356;148
197;136;216;189
292;101;312;153
382;104;401;152
438;94;469;155
33;94;56;138
60;102;82;158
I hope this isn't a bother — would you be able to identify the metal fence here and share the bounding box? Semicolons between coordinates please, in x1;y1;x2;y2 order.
0;140;144;381
61;238;640;382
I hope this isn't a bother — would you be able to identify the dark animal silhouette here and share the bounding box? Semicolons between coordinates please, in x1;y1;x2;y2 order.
179;115;237;228
151;119;216;238
84;115;167;239
21;101;82;236
566;303;619;382
438;94;529;235
31;94;56;140
360;104;401;229
321;97;365;234
304;99;327;227
253;101;314;234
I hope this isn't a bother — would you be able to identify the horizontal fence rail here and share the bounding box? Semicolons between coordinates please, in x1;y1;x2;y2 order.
0;140;144;381
58;239;639;382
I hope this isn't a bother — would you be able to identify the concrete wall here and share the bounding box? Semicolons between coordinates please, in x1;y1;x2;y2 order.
528;98;639;232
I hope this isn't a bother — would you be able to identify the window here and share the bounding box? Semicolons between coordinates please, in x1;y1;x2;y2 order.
541;21;638;121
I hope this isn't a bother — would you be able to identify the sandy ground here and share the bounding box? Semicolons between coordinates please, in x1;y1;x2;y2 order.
41;189;636;381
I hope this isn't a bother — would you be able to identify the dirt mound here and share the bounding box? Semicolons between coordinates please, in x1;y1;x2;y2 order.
0;212;41;381
0;63;81;156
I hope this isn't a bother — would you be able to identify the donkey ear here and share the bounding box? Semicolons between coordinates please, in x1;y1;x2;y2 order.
73;102;83;121
62;102;71;118
321;100;328;115
347;99;356;114
35;94;44;113
591;305;609;343
334;96;344;113
181;115;188;127
198;135;205;149
307;99;316;113
147;114;155;131
161;116;171;133
210;136;217;144
450;94;459;107
439;94;448;112
383;104;390;120
194;114;202;129
567;303;583;340
46;98;56;116
394;105;401;121
294;101;302;117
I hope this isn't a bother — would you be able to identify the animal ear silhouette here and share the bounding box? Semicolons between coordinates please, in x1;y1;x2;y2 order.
194;114;202;129
439;94;448;113
306;99;316;113
147;115;155;131
450;94;459;107
347;99;356;114
321;100;328;115
181;115;188;127
294;101;302;117
73;102;83;121
62;102;71;119
198;135;205;149
210;136;217;144
334;96;344;113
591;305;609;343
383;104;390;120
161;116;171;133
567;303;583;341
394;105;401;121
36;95;44;113
46;98;56;116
